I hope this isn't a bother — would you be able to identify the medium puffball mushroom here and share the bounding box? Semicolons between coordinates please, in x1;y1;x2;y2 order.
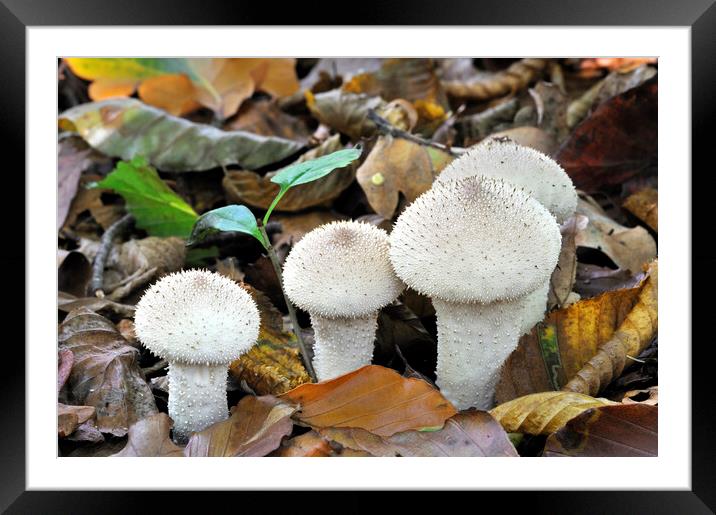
436;137;578;335
282;221;404;381
389;175;561;410
134;269;259;443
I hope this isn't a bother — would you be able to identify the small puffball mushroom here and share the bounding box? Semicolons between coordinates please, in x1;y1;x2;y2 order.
282;221;404;381
436;137;577;224
436;137;578;335
134;269;259;443
389;175;561;410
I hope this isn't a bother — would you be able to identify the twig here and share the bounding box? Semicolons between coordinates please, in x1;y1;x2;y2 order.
257;222;318;382
89;214;134;297
142;359;168;376
367;110;465;156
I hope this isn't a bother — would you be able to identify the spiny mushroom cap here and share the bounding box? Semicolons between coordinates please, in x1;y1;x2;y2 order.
134;269;260;364
282;221;404;318
435;137;577;224
390;175;562;304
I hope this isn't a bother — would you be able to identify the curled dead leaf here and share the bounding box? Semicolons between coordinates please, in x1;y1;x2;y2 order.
623;187;658;232
280;365;456;437
111;413;184;457
442;58;547;101
269;430;333;457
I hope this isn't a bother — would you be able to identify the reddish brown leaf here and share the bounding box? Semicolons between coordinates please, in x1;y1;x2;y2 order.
543;404;657;457
112;413;184;457
184;395;296;457
556;79;657;191
58;308;158;436
58;403;96;438
320;411;517;457
269;430;333;457
280;365;457;437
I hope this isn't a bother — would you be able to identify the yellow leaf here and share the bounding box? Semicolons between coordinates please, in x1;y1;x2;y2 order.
623;187;658;232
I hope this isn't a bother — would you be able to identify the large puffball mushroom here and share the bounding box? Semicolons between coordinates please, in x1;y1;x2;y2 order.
134;269;260;443
389;175;561;410
282;221;404;381
436;137;577;224
436;137;578;335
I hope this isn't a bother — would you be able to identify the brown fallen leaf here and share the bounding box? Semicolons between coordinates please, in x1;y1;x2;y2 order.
111;413;184;457
272;211;347;250
280;365;456;437
58;137;94;232
356;136;435;219
58;403;96;438
269;430;333;457
226;99;310;142
529;81;570;144
58;307;158;436
621;386;658;406
547;215;583;310
556;79;657;191
573;263;646;299
58;250;92;298
489;391;616;436
623;187;658;232
320;411;517;457
223;135;356;212
496;265;654;403
562;261;658;396
184;395;296;457
543;404;657;456
442;58;547;101
456;98;520;145
58;291;136;318
575;196;656;273
58;348;74;393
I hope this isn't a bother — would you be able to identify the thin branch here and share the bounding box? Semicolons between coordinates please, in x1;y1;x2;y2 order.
142;359;168;376
257;222;318;382
367;110;465;156
89;214;134;297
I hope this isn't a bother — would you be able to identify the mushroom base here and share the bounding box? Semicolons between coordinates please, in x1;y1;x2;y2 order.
168;362;229;444
433;298;523;411
311;313;378;381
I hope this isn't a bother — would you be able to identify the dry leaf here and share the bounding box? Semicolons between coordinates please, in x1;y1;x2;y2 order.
548;215;583;309
576;196;656;273
621;386;658;406
58;307;158;436
562;261;658;396
483;127;557;156
356;136;435;219
272;211;347;250
489;391;616;435
184;395;296;457
58;137;94;232
496;268;652;403
543;404;657;456
223;135;355;212
443;59;547;101
623;187;658;231
529;81;570;143
58;403;96;438
269;430;333;457
227;99;310;141
280;365;456;437
320;411;517;457
58;291;136;318
111;413;184;457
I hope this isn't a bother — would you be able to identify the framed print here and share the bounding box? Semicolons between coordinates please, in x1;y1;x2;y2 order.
3;0;713;512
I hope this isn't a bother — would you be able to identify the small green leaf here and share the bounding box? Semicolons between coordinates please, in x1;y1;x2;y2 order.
270;147;362;189
188;205;264;248
93;156;198;238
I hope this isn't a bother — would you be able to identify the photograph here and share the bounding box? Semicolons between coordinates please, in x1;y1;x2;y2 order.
56;56;659;459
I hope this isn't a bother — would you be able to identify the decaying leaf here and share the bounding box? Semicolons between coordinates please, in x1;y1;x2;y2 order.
111;413;184;457
58;308;158;436
58;250;92;297
272;211;347;250
320;411;517;457
562;261;658;396
623;187;658;232
227;99;310;141
481;126;557;156
548;215;583;309
543;404;657;456
58;291;136;318
496;265;655;403
58;136;97;232
280;365;456;437
621;386;659;406
58;403;96;438
442;58;547;101
59;98;302;172
576;196;656;273
356;136;435;219
574;263;646;299
529;81;570;144
556;79;657;191
223;135;356;212
184;395;296;457
269;430;333;457
489;391;616;436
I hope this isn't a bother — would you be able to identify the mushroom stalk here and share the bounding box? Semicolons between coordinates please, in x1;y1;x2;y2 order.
518;279;550;336
311;313;378;381
433;298;523;411
168;362;229;444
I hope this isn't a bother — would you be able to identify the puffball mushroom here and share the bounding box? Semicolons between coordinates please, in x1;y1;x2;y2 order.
134;269;260;443
389;175;561;410
282;221;404;381
436;137;578;335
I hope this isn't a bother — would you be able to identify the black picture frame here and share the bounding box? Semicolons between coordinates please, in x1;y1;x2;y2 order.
3;1;712;512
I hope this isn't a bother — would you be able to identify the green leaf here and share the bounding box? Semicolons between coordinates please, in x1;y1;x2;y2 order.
263;147;362;225
59;98;302;172
93;156;198;238
188;205;264;248
270;147;362;189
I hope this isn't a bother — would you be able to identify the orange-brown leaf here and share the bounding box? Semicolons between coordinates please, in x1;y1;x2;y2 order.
111;413;184;457
280;365;456;437
623;187;658;232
